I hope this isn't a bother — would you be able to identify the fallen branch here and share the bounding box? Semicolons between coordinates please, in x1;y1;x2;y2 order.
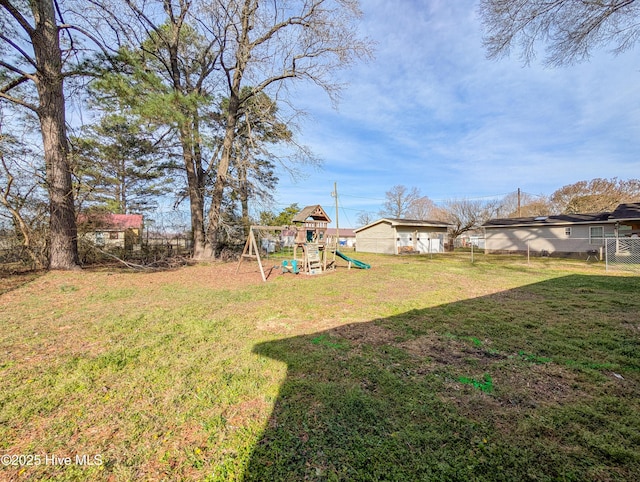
78;238;152;270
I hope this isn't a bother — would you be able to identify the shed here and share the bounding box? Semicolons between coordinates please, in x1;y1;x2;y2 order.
78;213;144;250
354;218;450;255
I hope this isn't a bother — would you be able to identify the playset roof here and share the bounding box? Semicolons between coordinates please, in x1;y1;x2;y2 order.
292;205;331;223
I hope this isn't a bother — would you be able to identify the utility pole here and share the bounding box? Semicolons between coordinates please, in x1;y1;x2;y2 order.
331;181;339;259
517;188;521;217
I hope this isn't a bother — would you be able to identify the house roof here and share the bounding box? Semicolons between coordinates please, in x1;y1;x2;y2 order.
78;213;144;230
483;202;640;228
292;205;331;223
609;203;640;220
354;218;451;233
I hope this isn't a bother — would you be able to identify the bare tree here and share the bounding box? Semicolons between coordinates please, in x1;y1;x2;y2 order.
379;185;437;220
497;191;551;218
203;0;373;257
406;195;437;220
0;110;48;267
479;0;640;66
356;210;374;227
550;177;640;214
437;198;500;245
518;199;553;218
379;185;421;218
0;0;82;268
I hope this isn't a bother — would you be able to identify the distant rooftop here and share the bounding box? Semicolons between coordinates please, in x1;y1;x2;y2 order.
483;202;640;228
78;213;143;230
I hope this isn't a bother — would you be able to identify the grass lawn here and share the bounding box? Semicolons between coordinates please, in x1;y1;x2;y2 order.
0;253;639;481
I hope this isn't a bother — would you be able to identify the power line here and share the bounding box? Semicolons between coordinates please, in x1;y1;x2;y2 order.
340;191;516;204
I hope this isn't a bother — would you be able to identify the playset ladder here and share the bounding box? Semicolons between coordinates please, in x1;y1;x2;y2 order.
305;243;322;274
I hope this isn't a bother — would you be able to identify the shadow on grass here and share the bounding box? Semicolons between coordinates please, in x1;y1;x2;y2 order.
0;269;46;296
247;275;640;481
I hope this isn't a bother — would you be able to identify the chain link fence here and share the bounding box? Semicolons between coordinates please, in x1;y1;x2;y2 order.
606;238;640;273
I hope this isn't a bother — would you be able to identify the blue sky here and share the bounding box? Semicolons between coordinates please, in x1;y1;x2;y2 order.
270;0;640;228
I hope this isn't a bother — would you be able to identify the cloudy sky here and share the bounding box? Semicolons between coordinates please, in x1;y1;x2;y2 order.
269;0;640;228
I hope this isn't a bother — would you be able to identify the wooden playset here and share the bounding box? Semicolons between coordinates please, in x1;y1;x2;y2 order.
236;204;369;282
291;204;332;275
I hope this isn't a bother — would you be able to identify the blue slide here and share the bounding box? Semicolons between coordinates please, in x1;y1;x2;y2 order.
335;251;371;269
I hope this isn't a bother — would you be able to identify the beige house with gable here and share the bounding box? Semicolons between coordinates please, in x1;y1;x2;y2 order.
354;218;451;255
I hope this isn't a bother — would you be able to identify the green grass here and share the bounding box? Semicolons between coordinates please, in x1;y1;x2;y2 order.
0;253;639;480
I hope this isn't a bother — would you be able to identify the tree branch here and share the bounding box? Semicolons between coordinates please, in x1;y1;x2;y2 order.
58;24;113;57
0;91;38;112
0;0;35;36
250;1;321;50
0;75;31;94
0;59;35;80
0;32;37;69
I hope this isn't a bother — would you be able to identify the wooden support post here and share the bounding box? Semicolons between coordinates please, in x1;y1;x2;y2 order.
236;227;267;282
252;230;266;282
235;231;252;274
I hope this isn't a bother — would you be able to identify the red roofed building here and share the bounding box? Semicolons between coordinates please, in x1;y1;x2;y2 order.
78;213;144;250
325;228;356;248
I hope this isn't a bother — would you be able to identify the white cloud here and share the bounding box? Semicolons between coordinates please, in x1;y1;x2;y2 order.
271;0;640;226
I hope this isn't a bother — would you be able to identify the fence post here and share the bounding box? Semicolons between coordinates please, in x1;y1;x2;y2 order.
527;240;530;266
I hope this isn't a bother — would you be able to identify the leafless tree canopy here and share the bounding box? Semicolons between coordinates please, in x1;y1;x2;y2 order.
379;185;436;220
550;177;640;213
204;0;373;257
379;185;421;218
479;0;640;66
406;196;437;220
496;190;551;218
0;109;48;268
356;210;374;227
438;198;500;240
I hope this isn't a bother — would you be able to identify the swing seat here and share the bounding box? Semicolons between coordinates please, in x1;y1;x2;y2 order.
282;260;299;274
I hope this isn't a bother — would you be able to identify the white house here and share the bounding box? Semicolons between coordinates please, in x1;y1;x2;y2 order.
325;228;356;249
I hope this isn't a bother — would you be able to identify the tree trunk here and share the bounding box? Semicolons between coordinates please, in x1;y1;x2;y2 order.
179;125;207;260
32;0;79;269
239;163;250;237
204;0;254;258
205;94;239;257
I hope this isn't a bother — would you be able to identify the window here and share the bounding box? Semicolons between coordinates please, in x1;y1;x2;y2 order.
109;232;119;240
619;225;632;235
565;227;571;237
589;226;604;245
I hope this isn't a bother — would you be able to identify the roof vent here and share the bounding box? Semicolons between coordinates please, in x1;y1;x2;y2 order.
534;216;548;221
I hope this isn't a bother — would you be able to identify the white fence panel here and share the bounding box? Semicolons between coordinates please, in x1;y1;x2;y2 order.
606;238;640;272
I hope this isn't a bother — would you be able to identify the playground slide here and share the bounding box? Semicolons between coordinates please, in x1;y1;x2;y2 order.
335;250;371;269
